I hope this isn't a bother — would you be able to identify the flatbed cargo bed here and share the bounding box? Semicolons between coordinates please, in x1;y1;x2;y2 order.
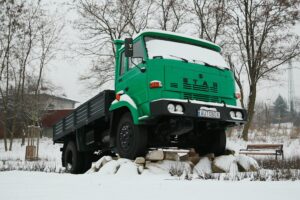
53;90;115;142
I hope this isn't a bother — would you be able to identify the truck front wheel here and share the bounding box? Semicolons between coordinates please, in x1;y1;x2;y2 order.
64;141;84;174
116;112;147;159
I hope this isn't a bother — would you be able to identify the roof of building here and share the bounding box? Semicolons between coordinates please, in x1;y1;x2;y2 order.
39;93;78;103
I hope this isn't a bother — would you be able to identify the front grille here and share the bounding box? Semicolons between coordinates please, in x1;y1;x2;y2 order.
183;92;220;103
182;78;218;93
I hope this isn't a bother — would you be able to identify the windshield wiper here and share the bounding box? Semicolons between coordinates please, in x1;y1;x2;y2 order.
169;55;188;63
192;59;224;70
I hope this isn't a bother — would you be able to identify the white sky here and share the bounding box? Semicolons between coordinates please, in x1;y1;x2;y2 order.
46;0;300;109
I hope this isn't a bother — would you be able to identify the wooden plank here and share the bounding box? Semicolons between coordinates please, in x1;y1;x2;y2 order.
240;151;278;155
246;144;283;150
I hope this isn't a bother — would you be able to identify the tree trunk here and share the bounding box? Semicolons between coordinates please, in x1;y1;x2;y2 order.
242;84;257;141
8;118;17;151
3;125;8;151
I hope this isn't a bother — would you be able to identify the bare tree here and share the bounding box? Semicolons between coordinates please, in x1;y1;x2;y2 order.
153;0;187;32
228;0;300;140
0;0;24;151
191;0;231;44
0;0;63;150
75;0;153;89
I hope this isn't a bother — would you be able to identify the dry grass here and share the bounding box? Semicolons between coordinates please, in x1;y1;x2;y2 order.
290;127;300;139
257;157;300;170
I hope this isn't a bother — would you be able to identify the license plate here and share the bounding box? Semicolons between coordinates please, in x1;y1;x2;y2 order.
198;109;220;119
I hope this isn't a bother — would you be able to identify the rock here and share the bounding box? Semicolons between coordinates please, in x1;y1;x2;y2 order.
211;163;226;173
87;156;112;173
146;150;164;161
97;160;119;175
188;153;200;165
137;165;144;174
236;155;259;172
179;153;189;161
164;152;179;161
224;149;236;155
237;162;246;172
134;157;145;164
205;153;215;160
193;157;212;176
212;155;236;173
188;148;197;156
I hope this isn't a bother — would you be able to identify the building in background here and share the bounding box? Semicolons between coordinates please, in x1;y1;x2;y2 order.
0;94;77;138
40;94;77;137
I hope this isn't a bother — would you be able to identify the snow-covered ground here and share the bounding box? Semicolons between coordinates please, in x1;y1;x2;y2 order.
0;138;62;172
1;171;300;200
0;125;300;200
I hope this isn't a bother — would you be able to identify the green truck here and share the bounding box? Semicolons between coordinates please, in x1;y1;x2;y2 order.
53;30;247;173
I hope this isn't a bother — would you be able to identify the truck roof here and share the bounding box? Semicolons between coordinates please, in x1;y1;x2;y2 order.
134;29;222;52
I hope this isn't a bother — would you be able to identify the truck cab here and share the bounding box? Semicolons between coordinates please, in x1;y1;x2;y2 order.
110;30;246;156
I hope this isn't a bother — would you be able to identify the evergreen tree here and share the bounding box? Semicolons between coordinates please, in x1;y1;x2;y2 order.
273;95;288;123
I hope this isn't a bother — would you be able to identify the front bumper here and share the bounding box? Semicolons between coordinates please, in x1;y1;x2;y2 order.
150;99;247;124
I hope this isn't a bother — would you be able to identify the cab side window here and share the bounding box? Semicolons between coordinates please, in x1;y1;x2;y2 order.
119;51;126;76
129;40;144;69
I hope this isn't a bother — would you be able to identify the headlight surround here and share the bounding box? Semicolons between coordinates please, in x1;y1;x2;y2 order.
167;103;184;114
167;103;175;113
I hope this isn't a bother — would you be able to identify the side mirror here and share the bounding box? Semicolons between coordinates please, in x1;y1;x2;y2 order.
125;38;133;57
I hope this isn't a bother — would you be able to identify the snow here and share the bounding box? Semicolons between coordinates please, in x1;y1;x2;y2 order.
111;93;137;109
115;162;139;176
236;155;260;171
145;36;229;69
1;171;300;200
0;138;62;172
97;160;119;175
193;157;212;175
227;128;300;159
135;29;221;50
0;124;299;199
213;155;237;173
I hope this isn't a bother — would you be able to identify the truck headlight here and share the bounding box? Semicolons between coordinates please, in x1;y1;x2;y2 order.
167;103;175;113
175;104;183;113
236;111;243;119
230;111;235;118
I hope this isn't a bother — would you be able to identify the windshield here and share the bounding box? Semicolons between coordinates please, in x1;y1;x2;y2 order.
145;37;229;69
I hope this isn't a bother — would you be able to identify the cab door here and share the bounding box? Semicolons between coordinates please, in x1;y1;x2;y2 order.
116;39;148;106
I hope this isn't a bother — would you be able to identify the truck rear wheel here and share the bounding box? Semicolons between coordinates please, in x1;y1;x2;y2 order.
116;112;147;159
64;141;84;174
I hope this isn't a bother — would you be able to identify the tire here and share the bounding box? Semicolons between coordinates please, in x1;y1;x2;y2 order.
61;144;66;167
116;112;148;159
211;130;226;156
82;152;93;172
64;141;84;174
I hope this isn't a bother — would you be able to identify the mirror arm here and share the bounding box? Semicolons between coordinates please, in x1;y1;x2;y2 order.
130;57;146;73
